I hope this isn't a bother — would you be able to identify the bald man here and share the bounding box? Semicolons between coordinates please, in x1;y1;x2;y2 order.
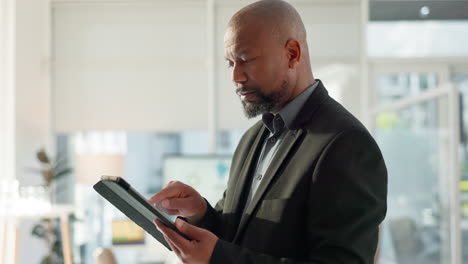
151;1;387;263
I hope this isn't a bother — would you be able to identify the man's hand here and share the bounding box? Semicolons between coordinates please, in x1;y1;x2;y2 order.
149;181;207;224
155;218;218;264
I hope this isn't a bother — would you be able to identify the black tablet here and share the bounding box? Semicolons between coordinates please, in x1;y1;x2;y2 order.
93;175;190;250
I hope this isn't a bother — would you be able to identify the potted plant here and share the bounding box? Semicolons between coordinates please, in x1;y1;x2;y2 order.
31;149;73;264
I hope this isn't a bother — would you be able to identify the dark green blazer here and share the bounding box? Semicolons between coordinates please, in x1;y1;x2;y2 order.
199;81;387;264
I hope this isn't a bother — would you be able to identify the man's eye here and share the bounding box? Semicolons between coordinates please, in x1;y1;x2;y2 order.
242;57;256;64
226;61;234;68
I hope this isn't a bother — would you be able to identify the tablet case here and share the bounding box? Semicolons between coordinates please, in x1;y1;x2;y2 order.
93;180;172;250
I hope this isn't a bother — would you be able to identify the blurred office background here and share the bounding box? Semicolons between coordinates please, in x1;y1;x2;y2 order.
1;0;468;263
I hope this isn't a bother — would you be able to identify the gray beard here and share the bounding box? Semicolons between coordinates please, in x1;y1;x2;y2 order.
241;89;287;119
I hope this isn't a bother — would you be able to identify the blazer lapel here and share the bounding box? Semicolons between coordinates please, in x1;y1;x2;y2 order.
226;125;268;216
234;128;304;242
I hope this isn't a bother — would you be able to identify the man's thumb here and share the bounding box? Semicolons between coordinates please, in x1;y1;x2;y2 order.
176;218;205;240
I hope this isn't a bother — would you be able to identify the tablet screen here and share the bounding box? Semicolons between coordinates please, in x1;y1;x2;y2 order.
103;181;177;224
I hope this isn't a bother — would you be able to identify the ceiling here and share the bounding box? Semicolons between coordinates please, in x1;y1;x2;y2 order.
370;0;468;21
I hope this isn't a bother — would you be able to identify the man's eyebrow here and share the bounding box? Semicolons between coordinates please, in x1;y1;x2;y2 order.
225;50;251;60
237;50;251;57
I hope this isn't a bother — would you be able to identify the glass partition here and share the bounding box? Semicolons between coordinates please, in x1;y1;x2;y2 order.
376;97;452;264
452;72;468;263
375;72;439;105
54;129;246;264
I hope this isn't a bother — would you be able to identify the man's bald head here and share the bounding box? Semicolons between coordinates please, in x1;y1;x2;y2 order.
227;0;308;51
224;0;315;118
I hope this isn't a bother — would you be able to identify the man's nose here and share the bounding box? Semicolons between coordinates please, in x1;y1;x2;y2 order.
232;64;247;84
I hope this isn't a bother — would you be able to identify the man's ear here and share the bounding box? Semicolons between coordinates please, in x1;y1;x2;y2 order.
285;39;301;69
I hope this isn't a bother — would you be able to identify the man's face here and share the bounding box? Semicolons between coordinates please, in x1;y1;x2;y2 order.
224;24;291;118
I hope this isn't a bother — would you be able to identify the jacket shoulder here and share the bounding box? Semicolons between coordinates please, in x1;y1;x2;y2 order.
303;96;369;136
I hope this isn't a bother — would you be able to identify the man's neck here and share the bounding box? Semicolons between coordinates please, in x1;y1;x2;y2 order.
279;78;315;111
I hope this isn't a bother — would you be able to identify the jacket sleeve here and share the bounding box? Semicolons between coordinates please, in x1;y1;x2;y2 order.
196;193;226;236
208;128;388;264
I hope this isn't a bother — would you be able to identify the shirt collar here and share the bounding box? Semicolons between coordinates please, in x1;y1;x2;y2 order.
262;80;320;133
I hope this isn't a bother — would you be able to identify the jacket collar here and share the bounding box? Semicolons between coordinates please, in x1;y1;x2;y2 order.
288;79;329;130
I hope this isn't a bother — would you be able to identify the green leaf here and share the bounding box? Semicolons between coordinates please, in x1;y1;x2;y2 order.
52;240;63;257
31;224;46;239
69;214;82;222
36;149;50;164
40;256;52;264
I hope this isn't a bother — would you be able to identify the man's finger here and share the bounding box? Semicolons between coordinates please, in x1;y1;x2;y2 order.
148;185;182;204
155;219;191;252
163;209;180;215
175;218;205;240
163;181;178;188
162;197;191;210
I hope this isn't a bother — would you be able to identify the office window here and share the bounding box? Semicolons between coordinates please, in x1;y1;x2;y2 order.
376;72;439;104
56;131;213;263
376;97;452;264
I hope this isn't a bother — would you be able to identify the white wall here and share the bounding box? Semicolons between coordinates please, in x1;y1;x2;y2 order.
52;0;365;133
0;0;15;182
1;0;52;262
0;0;17;262
53;1;209;132
15;0;53;185
368;21;468;57
14;0;53;263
